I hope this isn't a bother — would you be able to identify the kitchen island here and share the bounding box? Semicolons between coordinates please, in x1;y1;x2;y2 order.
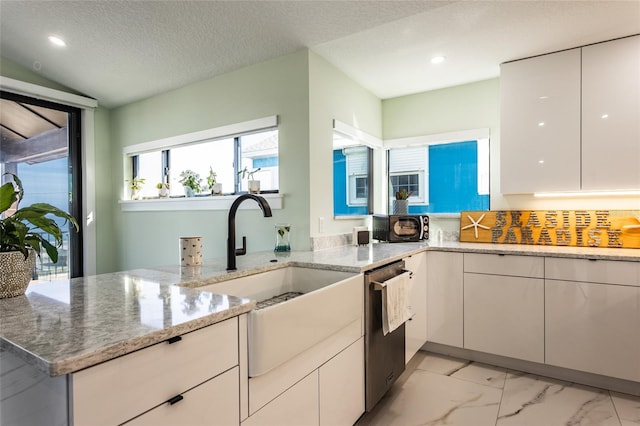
1;241;639;425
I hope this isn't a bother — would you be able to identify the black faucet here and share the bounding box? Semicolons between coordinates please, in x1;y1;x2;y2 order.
227;194;273;271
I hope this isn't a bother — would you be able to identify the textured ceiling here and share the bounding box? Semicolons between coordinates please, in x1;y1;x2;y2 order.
1;1;639;108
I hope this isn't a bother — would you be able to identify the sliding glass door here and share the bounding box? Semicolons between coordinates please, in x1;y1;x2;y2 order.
0;91;82;279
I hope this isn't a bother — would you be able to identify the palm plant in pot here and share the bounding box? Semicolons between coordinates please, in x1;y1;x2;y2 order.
0;174;79;298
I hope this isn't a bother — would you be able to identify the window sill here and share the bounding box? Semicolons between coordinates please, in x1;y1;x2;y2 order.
119;193;283;212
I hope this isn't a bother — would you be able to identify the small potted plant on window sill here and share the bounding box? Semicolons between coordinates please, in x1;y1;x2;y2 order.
127;177;146;200
393;188;412;215
207;167;222;195
156;182;170;198
0;174;79;298
239;166;261;194
179;170;202;197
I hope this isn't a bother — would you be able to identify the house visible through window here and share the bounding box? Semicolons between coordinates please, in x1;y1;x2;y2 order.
333;144;372;216
387;139;489;214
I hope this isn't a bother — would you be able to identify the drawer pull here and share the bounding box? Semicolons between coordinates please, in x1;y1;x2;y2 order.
166;335;182;344
588;258;598;262
498;253;505;257
167;394;184;405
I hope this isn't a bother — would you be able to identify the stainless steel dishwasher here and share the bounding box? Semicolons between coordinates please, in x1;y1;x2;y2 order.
364;260;407;411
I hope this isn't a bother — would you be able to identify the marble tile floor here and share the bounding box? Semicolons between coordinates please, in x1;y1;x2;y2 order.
357;351;640;426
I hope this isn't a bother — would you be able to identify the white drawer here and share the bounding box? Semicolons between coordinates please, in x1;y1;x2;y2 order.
125;366;240;426
545;257;640;287
73;317;238;426
464;253;544;278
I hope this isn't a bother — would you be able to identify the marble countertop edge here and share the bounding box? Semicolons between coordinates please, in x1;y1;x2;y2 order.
1;301;255;377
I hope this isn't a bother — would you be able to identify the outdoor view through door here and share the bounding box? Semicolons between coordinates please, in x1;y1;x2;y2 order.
0;91;82;280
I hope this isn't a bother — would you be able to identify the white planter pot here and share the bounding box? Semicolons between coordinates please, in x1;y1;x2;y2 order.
0;250;36;298
248;180;260;194
211;183;223;195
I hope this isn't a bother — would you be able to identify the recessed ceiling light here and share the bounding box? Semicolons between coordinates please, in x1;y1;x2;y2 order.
430;56;445;65
48;36;66;47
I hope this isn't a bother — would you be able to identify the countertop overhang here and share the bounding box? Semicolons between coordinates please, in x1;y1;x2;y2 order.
1;241;638;377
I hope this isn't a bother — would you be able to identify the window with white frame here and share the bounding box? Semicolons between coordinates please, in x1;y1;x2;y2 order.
124;116;278;199
388;147;427;204
332;120;380;217
344;146;369;206
386;138;489;214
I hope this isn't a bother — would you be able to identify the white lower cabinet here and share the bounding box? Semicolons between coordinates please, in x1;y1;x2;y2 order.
545;257;640;382
243;337;365;426
404;252;428;363
243;371;319;426
427;251;463;347
319;338;365;426
464;273;544;362
72;317;240;425
126;367;239;425
463;253;545;363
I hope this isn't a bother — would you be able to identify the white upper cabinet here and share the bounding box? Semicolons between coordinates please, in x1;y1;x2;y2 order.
582;35;640;190
500;48;582;194
500;35;640;194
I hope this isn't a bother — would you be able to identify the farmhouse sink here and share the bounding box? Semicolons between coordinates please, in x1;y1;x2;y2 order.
200;266;362;377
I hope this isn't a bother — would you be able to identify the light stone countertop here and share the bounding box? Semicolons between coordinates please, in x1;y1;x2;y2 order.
0;269;255;376
1;241;638;377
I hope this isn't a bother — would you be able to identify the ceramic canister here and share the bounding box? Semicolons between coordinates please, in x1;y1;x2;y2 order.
180;236;202;266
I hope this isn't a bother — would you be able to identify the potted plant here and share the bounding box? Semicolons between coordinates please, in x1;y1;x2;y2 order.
127;177;146;200
156;182;170;198
207;167;222;195
238;166;261;194
393;188;412;215
179;170;202;197
0;174;79;298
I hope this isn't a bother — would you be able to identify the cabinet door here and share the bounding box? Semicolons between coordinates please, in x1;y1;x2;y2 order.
319;338;364;426
243;371;319;426
582;35;640;190
404;252;428;363
125;367;239;426
500;48;581;194
546;280;640;382
464;273;544;363
73;318;238;426
427;251;463;347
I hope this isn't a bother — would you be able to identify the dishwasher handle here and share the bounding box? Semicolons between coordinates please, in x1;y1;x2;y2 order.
370;269;412;290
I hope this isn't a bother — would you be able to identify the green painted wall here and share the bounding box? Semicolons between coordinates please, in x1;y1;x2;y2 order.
1;57;117;273
308;51;382;237
383;78;502;209
109;50;311;270
1;56;81;94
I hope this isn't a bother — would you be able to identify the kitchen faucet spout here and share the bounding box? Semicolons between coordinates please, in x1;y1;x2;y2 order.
227;194;272;271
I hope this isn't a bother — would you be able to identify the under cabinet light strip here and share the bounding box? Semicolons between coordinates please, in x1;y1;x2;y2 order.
534;190;640;198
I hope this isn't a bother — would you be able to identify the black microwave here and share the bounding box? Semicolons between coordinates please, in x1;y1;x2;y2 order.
372;214;429;242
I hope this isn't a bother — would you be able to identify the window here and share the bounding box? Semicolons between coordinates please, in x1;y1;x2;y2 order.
333;144;373;216
386;139;489;214
332;120;380;217
388;147;427;203
124;116;278;199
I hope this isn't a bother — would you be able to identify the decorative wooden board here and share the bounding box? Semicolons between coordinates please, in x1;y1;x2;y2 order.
459;210;640;249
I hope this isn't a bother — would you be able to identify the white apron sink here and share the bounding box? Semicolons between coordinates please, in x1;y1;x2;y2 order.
200;266;362;377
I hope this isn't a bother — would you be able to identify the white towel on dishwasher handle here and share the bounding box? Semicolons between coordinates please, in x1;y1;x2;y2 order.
381;271;413;336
